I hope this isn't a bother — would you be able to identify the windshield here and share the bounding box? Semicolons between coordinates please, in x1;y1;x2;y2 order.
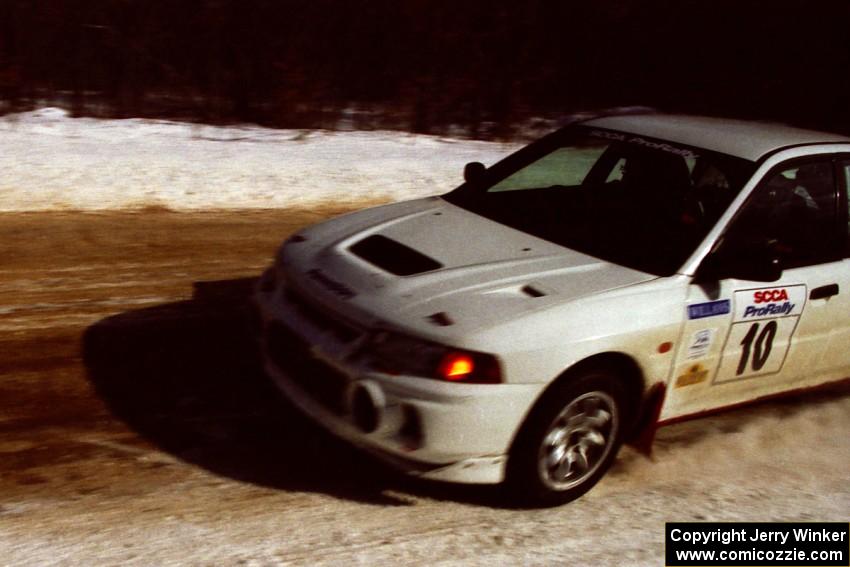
444;125;757;276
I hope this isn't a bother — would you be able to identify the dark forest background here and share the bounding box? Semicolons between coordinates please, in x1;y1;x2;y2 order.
1;1;850;138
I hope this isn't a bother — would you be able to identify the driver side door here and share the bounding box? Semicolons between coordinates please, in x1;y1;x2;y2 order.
662;156;846;420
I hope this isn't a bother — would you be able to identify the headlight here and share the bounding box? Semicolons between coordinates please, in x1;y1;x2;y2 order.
366;331;502;384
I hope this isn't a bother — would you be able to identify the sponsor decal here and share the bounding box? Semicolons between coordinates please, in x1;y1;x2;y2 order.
744;303;794;318
733;285;805;322
675;363;709;388
712;284;806;382
589;130;699;159
686;329;715;360
687;299;730;320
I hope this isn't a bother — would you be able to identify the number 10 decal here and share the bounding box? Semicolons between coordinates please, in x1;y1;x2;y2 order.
714;285;806;383
736;321;778;375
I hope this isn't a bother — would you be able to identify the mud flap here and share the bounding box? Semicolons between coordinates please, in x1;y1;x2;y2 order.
627;382;666;457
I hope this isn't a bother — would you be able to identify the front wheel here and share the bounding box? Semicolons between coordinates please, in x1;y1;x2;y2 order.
506;370;628;507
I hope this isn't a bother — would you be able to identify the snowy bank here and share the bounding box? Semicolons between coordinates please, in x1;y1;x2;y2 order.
0;108;519;212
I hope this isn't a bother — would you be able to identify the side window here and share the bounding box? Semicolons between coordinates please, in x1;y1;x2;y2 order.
729;161;838;269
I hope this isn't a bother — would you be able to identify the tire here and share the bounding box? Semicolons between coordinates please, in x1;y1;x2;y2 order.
506;368;629;507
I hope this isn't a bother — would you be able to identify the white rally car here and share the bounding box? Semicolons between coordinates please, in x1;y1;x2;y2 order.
255;114;850;505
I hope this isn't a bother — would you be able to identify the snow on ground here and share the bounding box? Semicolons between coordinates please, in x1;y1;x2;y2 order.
0;108;519;212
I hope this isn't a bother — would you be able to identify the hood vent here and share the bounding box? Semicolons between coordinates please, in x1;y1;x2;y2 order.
521;285;546;298
427;312;454;327
349;235;442;276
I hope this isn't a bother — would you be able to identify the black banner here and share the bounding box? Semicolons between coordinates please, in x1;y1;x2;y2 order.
666;522;849;566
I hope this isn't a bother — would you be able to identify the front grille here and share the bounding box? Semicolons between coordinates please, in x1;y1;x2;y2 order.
266;321;349;415
284;285;360;343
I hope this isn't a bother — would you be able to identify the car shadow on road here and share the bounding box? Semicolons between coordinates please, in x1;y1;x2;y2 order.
82;277;503;507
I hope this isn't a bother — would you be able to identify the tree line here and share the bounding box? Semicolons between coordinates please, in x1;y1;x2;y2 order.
1;0;849;138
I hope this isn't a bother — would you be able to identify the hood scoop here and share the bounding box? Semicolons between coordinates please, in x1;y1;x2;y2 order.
521;284;546;298
427;311;454;326
349;235;442;276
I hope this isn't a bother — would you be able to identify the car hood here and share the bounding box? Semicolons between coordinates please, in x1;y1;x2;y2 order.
280;197;658;336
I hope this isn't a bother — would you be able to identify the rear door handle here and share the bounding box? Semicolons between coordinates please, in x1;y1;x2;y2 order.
810;283;839;300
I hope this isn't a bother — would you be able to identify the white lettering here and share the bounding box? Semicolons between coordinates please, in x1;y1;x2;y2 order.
750;528;788;545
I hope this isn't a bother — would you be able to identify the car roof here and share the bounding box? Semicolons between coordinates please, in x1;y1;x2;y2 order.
583;114;850;162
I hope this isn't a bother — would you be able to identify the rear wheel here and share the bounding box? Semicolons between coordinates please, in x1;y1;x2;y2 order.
507;369;628;506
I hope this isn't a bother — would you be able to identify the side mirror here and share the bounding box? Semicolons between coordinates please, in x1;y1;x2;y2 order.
463;161;486;183
697;245;782;283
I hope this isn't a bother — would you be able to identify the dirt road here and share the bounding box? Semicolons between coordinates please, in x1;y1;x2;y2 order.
1;207;848;566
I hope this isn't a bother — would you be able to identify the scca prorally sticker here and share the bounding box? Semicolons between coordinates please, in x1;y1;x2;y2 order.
589;130;700;159
733;285;806;322
686;328;715;360
687;299;730;320
714;284;806;383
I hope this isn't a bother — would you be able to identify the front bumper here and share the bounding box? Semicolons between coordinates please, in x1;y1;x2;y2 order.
255;273;544;484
